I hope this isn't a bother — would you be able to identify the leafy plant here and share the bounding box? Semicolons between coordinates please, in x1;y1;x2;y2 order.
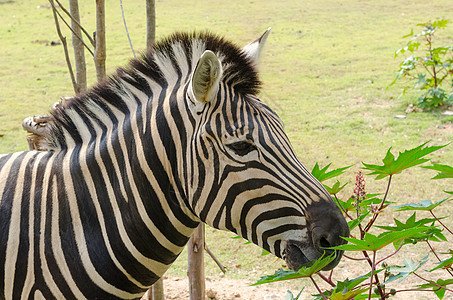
253;142;453;299
390;19;453;110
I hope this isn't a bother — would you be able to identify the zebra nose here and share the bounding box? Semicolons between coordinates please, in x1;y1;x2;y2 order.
312;225;342;254
307;201;350;270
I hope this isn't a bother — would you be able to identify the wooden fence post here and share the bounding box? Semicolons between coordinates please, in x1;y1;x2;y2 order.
68;0;87;93
145;0;156;49
151;278;164;300
94;0;106;81
188;223;205;300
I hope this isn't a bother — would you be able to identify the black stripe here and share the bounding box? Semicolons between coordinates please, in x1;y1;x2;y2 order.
261;224;306;253
12;155;34;299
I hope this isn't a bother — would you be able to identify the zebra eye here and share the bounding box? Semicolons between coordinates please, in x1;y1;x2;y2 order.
227;141;257;156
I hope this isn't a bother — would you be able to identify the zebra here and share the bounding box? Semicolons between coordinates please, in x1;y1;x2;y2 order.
0;29;349;299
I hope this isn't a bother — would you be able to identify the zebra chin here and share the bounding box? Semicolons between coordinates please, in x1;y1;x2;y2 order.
282;240;344;271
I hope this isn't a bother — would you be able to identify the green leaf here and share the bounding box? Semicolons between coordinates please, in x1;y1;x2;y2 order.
311;163;352;182
312;272;382;300
433;19;450;29
331;227;429;252
330;287;370;300
325;180;348;195
285;288;304;300
348;212;370;231
251;253;336;286
328;275;371;300
359;195;390;208
362;142;448;180
384;255;429;284
376;213;446;245
261;249;270;256
430;254;453;272
393;198;451;211
415;73;428;89
423;163;453;179
417;278;453;300
402;28;414;39
376;213;436;231
336;197;357;213
232;235;252;244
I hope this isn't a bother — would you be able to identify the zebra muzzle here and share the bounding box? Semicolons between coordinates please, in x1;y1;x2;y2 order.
282;241;310;271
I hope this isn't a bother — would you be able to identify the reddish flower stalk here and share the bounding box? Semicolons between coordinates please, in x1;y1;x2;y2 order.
351;171;366;220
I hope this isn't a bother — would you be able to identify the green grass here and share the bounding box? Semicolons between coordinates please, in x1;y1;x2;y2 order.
1;0;453;296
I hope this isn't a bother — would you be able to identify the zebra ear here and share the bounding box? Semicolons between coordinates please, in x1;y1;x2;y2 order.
190;50;223;103
242;27;271;65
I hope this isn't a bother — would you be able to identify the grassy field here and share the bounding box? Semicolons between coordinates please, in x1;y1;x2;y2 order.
1;0;453;297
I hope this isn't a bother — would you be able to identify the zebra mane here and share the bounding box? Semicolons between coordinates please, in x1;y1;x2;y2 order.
44;31;262;150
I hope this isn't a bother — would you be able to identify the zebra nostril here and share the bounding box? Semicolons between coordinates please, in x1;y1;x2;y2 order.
312;227;337;254
319;236;331;249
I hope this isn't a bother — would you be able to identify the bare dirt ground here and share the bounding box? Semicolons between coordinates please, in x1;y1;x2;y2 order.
150;276;295;300
145;270;453;300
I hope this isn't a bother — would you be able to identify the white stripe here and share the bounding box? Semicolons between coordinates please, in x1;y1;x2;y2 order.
134;90;199;236
134;71;162;135
108;92;189;262
38;154;66;299
153;51;178;83
22;152;45;299
62;113;142;299
80;105;150;288
33;290;45;300
4;151;36;300
172;42;190;76
191;40;206;72
0;152;23;207
95;99;129;203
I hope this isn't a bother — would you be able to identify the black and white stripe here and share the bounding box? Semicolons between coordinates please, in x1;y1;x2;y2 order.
0;30;348;299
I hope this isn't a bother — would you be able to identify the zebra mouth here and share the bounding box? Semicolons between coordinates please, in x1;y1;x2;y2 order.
283;242;309;271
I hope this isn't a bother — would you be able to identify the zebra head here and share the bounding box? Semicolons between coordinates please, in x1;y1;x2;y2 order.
183;29;349;271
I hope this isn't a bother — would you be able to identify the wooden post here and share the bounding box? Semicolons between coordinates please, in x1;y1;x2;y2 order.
142;277;163;300
188;223;205;300
152;278;164;300
94;0;106;81
145;0;156;49
69;0;87;93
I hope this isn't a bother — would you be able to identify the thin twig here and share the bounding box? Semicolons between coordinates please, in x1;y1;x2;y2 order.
421;62;435;78
376;244;403;266
382;288;436;297
53;0;95;46
48;0;94;56
310;276;327;300
204;244;226;273
414;272;453;292
120;0;136;58
316;273;335;287
333;194;368;240
426;240;453;277
438;70;453;84
368;251;376;300
343;254;369;261
328;269;334;283
360;250;385;298
430;210;453;236
49;0;78;93
334;194;353;220
364;175;392;232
